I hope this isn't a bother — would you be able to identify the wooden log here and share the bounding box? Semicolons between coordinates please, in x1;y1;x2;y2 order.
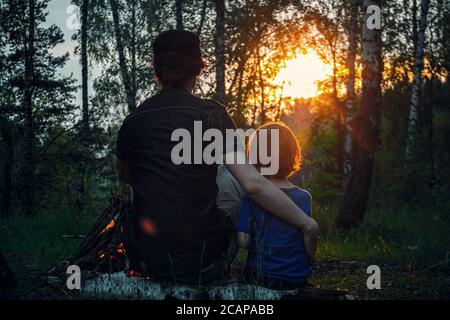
81;272;351;300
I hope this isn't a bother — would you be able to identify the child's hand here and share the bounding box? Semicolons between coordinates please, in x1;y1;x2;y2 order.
237;232;251;249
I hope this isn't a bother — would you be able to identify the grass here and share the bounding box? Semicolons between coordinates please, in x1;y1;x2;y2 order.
0;209;93;299
311;205;450;299
0;209;94;269
1;204;449;299
314;205;450;267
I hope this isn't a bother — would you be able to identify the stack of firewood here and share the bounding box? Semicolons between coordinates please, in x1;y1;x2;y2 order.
49;191;130;278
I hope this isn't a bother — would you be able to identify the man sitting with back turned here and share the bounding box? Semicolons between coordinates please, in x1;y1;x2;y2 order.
115;30;318;284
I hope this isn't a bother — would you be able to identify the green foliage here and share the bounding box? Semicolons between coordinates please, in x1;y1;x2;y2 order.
0;209;95;268
315;205;450;267
0;0;78;216
302;98;343;205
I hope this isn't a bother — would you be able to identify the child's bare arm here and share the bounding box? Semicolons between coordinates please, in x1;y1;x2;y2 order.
237;232;250;249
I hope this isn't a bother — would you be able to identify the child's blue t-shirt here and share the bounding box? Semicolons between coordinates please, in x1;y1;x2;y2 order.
235;187;312;283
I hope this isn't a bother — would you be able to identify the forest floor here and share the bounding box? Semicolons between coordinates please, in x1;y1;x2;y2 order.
1;205;450;299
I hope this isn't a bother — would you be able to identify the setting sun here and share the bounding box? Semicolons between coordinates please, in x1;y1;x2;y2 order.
274;50;332;99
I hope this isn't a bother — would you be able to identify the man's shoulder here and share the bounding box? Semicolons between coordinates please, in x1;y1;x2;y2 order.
195;97;228;115
137;94;226;115
120;97;156;124
120;95;230;132
203;98;227;110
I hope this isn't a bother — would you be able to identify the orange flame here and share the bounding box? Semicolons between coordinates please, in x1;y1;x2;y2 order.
116;242;126;254
99;219;116;234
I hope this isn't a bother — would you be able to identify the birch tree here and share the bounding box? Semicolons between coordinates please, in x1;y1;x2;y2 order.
336;0;383;230
343;0;359;181
406;0;431;158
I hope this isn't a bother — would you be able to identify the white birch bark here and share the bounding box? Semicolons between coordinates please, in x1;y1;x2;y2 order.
406;0;430;158
336;0;383;230
344;0;359;181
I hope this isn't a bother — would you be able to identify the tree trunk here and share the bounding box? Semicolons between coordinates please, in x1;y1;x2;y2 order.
197;0;208;35
76;0;90;211
423;78;435;189
214;0;226;103
406;0;430;158
23;0;35;216
412;0;418;57
343;0;359;181
0;117;14;217
257;46;266;124
130;0;137;100
251;87;258;127
331;43;345;180
336;0;383;230
110;0;136;113
275;81;285;121
131;0;137;99
175;0;183;30
81;0;89;150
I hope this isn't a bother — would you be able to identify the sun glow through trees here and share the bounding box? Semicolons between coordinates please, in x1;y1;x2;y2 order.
274;50;332;99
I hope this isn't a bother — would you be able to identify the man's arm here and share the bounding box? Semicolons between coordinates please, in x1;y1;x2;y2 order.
115;157;133;185
226;162;318;262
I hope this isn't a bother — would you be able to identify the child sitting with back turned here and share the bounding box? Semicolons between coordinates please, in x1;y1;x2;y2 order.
235;122;314;290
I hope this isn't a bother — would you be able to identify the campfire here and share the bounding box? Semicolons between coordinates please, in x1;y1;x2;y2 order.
50;192;131;278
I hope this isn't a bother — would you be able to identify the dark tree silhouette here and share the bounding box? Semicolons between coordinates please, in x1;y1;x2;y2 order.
175;0;184;30
23;0;36;216
76;0;90;210
110;0;136;113
214;0;226;103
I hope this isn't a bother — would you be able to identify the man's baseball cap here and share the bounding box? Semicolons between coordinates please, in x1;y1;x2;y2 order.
153;30;202;58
